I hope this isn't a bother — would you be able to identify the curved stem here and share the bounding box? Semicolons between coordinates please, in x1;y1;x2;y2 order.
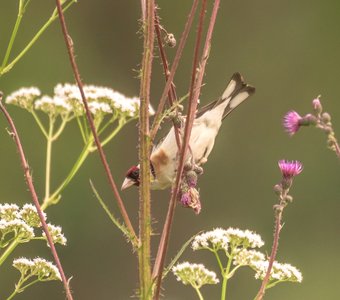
1;0;26;70
0;239;19;267
44;116;54;201
42;139;92;210
89;118;126;151
51;116;70;141
0;1;75;76
213;250;224;273
193;286;204;300
31;110;48;138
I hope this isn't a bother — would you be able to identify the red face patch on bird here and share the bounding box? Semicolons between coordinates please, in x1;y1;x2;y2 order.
126;165;140;186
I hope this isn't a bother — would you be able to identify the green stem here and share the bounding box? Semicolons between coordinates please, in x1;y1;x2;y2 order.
41;138;93;210
89;118;126;151
193;286;204;300
44;116;54;201
221;252;233;300
1;0;26;70
6;277;39;300
213;250;224;273
0;239;19;266
0;1;75;76
76;116;87;143
31;110;48;138
52;116;70;141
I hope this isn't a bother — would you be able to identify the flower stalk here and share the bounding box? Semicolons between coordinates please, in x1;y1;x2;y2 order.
255;160;303;300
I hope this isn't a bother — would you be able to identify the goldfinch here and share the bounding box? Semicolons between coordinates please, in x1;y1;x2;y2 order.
121;72;255;190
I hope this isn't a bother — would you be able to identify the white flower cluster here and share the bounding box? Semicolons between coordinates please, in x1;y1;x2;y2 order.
5;87;41;110
0;219;34;241
233;249;265;266
172;262;219;288
13;257;61;281
18;203;46;227
192;227;264;252
192;227;229;251
0;203;20;221
253;260;303;283
6;84;155;118
0;203;66;246
225;227;264;249
42;224;67;246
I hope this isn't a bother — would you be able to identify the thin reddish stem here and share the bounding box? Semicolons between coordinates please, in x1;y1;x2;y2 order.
150;0;200;141
255;211;282;300
54;0;138;246
0;96;73;300
154;10;181;149
152;1;212;298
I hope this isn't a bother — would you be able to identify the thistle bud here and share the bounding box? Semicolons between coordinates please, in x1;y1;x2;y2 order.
273;184;282;195
312;98;322;114
321;112;331;123
165;33;176;48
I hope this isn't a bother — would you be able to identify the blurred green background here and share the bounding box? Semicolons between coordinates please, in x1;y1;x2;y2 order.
1;0;340;299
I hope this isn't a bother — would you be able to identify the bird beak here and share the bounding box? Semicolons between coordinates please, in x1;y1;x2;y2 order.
121;177;135;190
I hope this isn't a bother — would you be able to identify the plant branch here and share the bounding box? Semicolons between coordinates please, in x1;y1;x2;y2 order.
152;0;217;298
0;95;73;300
154;10;181;149
138;0;155;297
54;0;138;244
150;0;200;141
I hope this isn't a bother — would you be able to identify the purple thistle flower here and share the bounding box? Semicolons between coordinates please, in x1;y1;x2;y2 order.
180;192;191;206
283;111;302;136
278;160;303;179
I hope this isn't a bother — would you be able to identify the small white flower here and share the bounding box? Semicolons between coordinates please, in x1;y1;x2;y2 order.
18;204;46;227
6;87;41;110
35;96;72;115
0;219;34;241
233;249;265;266
173;262;219;288
13;257;61;281
33;257;62;281
42;223;67;246
88;101;112;115
225;227;264;249
13;257;35;274
253;260;303;283
192;228;229;252
0;203;20;221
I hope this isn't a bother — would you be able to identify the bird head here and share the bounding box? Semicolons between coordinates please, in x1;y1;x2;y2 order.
121;165;140;190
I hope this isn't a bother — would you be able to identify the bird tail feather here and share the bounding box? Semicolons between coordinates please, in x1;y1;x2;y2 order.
196;72;255;120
